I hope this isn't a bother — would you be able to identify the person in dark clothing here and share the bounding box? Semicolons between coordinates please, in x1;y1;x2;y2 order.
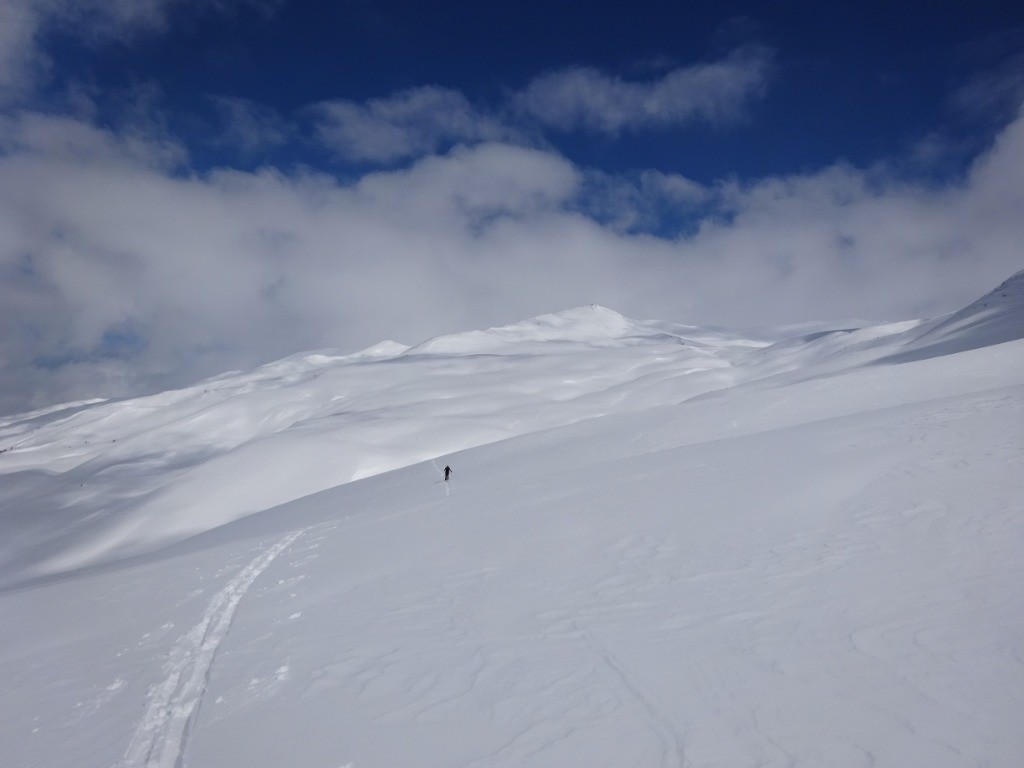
444;465;452;481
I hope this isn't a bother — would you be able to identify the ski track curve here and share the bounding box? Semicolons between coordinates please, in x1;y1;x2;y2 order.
120;529;306;768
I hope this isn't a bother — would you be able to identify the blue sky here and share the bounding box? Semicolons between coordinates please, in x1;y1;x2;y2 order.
38;1;1021;181
2;0;1023;413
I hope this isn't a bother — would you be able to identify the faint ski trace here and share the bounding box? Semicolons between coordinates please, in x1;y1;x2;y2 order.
121;529;305;768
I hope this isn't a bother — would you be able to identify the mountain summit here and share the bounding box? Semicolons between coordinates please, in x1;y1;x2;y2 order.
407;305;648;354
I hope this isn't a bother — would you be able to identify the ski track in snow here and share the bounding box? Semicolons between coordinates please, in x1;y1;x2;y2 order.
120;529;305;768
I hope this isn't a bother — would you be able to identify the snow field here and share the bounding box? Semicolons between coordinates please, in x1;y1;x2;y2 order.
1;275;1023;767
183;369;1024;767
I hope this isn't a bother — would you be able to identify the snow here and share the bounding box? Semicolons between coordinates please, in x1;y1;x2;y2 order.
885;267;1024;362
1;277;1023;767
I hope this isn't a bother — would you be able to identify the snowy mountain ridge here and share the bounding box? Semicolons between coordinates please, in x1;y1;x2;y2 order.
2;277;1023;585
884;266;1024;361
0;304;753;580
406;304;643;353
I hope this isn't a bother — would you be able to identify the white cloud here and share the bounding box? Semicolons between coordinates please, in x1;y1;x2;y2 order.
0;110;186;168
517;47;772;134
4;3;1020;418
671;115;1024;322
310;48;771;163
0;122;583;412
312;86;511;163
2;103;1023;415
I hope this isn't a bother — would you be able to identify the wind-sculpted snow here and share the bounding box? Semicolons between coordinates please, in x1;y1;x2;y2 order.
0;306;755;580
0;275;1023;767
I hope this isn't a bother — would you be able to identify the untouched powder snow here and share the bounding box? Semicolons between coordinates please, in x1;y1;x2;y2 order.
1;276;1023;767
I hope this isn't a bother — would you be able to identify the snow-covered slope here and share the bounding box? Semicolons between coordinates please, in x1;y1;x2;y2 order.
0;307;758;581
1;274;1023;768
884;267;1024;362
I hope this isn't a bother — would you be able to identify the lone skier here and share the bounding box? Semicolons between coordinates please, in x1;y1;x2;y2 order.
443;465;452;482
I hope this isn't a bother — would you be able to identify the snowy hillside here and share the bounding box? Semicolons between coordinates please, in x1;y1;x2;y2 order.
2;273;1023;768
885;268;1024;362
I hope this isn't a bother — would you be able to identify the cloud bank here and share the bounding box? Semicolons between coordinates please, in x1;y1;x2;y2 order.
3;101;1023;414
0;6;1022;415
